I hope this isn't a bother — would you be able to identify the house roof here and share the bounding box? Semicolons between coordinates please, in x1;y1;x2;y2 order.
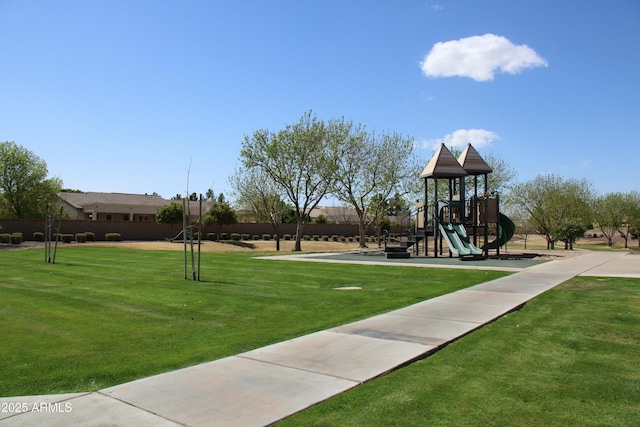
457;144;492;175
59;192;168;209
419;143;468;179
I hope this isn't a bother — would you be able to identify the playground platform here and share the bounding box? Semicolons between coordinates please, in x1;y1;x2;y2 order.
1;251;638;427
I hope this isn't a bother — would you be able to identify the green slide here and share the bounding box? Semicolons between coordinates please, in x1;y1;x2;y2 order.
483;213;516;250
452;223;484;256
438;223;471;256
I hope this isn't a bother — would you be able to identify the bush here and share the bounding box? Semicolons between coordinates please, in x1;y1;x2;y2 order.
10;233;22;244
105;233;121;241
33;232;45;242
61;234;74;243
241;233;250;240
0;233;11;243
75;233;87;243
231;233;241;241
207;233;216;241
262;234;271;240
321;235;329;241
303;235;311;241
340;236;346;242
283;234;291;241
252;234;260;240
219;232;228;240
85;232;95;242
312;235;320;241
331;235;339;242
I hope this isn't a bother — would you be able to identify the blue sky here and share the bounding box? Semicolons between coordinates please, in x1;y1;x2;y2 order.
2;1;639;201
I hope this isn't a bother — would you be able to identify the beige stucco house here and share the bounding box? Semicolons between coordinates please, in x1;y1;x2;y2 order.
58;192;210;222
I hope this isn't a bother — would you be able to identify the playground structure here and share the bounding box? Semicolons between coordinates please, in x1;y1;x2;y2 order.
389;143;514;259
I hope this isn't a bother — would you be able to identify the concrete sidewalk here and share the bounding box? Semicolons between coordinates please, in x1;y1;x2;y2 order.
1;251;636;427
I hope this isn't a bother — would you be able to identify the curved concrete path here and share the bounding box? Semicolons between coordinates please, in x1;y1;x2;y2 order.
1;251;637;427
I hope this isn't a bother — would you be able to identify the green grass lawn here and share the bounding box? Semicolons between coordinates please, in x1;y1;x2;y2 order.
0;246;508;397
277;276;640;427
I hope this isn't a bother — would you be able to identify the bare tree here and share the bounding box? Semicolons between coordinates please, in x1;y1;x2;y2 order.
229;167;289;251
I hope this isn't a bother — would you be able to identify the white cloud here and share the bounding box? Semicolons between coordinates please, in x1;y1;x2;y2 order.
420;34;548;81
421;129;500;150
580;159;592;168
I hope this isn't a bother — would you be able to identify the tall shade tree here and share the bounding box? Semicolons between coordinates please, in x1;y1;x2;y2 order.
156;201;184;234
509;174;593;249
240;111;336;251
592;193;625;247
203;197;237;241
229;167;289;251
0;141;62;218
618;191;640;249
484;152;517;196
328;118;415;248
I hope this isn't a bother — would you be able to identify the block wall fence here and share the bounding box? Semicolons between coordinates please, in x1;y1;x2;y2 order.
0;219;403;241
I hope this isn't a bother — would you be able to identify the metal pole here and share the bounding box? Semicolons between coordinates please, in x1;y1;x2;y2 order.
183;198;187;280
434;177;439;258
52;206;63;264
44;205;49;263
197;194;202;281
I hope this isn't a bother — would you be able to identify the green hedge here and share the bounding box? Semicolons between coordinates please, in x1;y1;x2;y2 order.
105;233;121;241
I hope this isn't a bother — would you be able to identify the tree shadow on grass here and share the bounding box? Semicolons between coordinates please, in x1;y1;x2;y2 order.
221;241;256;249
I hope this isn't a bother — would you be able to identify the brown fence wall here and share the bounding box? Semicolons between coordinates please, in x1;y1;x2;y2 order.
0;219;402;241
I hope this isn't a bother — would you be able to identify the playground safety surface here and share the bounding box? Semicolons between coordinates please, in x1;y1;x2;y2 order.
1;251;638;427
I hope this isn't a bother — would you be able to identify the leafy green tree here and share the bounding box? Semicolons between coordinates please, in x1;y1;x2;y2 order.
240;111;336;251
509;209;536;249
229;167;289;250
592;193;624;247
328;118;415;248
483;152;518;196
0;141;62;219
156;202;184;233
618;191;640;249
311;214;328;224
203;198;237;240
509;174;593;249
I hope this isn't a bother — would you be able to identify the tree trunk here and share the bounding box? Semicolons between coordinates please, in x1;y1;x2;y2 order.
358;220;367;249
293;217;304;251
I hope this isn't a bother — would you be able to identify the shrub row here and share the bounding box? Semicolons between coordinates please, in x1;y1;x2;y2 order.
0;233;23;244
199;232;379;243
